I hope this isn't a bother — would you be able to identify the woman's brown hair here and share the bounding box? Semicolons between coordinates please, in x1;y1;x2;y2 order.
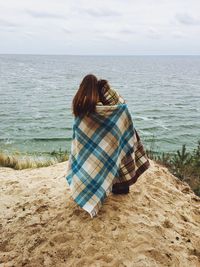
72;74;99;117
97;79;110;103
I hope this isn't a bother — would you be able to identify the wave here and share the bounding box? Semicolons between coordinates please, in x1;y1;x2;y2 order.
140;125;169;131
134;116;153;121
0;137;72;142
31;138;72;141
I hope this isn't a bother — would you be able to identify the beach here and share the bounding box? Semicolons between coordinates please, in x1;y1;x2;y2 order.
1;160;200;267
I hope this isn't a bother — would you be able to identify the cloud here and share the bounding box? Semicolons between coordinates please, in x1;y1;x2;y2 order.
146;27;162;39
0;18;19;28
0;0;200;54
171;30;186;39
119;28;136;35
24;31;35;37
62;27;72;34
93;29;130;42
82;7;121;18
25;9;66;19
175;13;200;26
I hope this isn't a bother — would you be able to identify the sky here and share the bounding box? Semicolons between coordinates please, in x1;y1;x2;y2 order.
0;0;200;55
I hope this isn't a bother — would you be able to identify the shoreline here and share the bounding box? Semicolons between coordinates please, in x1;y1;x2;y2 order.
1;141;199;197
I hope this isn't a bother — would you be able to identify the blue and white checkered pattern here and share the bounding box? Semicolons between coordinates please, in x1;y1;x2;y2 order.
66;103;149;217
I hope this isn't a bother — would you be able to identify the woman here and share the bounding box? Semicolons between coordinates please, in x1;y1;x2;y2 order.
66;74;150;217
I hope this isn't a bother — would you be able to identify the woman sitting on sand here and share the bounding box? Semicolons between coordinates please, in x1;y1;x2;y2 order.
66;74;150;217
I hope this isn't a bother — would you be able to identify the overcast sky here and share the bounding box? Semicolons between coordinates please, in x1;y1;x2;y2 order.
0;0;200;55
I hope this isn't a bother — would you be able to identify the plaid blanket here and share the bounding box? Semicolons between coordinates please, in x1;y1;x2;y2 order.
66;89;150;217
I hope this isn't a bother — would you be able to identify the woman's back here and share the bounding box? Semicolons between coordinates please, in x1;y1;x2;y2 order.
66;74;150;218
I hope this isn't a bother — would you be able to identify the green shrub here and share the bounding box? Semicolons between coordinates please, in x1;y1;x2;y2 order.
147;140;200;197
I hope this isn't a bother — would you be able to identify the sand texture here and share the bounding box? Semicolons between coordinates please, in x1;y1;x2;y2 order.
0;160;200;267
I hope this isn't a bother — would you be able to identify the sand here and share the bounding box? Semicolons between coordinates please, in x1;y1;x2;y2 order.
0;160;200;267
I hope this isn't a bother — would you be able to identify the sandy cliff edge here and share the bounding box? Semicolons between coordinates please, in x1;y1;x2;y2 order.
0;160;200;267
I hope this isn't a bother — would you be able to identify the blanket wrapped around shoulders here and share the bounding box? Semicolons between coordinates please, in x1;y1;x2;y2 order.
66;90;150;217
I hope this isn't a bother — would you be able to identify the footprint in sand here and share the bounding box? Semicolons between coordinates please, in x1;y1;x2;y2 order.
38;187;50;195
5;181;19;186
35;204;49;213
5;181;22;194
50;233;74;244
162;219;174;228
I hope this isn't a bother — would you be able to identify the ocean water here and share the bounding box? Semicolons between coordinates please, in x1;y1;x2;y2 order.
0;55;200;156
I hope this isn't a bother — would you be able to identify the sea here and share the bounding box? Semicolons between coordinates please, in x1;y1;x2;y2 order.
0;55;200;156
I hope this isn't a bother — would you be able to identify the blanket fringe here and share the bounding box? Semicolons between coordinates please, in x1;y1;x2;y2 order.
89;182;114;218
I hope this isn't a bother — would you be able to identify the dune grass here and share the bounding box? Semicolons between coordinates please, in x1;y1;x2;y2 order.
0;149;69;170
1;141;199;197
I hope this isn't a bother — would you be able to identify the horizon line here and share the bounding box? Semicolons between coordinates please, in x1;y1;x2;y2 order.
0;53;200;56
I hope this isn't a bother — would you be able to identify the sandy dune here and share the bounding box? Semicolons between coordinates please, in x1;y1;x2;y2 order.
0;160;200;267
